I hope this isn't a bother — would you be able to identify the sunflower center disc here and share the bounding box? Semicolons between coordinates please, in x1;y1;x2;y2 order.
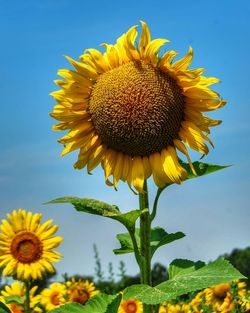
10;232;42;263
89;61;184;156
50;292;60;306
126;303;137;313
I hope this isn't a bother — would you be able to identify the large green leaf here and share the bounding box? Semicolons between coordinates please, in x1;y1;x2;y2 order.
0;303;11;313
114;227;185;258
123;258;245;304
47;197;145;231
48;293;122;313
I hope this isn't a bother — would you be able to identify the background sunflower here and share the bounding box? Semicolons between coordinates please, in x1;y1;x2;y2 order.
0;209;63;281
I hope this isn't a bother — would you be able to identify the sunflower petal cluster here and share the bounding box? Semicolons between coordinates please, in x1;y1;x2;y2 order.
0;281;41;313
51;21;225;192
0;209;63;281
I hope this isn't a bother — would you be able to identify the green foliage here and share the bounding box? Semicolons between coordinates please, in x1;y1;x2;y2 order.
123;258;245;305
93;244;104;283
114;227;185;258
0;303;11;313
47;197;145;232
48;293;122;313
222;247;250;286
4;295;25;305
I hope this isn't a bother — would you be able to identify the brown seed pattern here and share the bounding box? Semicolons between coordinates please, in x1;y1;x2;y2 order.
10;232;43;263
88;61;184;156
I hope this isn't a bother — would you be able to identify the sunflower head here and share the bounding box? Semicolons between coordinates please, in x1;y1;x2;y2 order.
40;282;67;311
51;21;225;192
0;209;63;281
0;281;41;313
118;298;143;313
65;278;98;305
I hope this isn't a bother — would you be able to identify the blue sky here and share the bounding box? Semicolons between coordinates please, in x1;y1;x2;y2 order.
0;0;249;281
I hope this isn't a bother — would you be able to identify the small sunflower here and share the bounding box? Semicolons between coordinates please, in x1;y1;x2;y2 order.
0;281;41;313
0;209;63;281
205;282;230;310
118;298;143;313
65;278;98;305
40;282;66;311
50;21;225;192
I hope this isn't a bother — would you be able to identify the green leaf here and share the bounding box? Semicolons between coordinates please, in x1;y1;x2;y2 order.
181;161;230;180
123;258;245;304
150;227;185;257
0;303;11;313
168;259;205;279
114;227;185;258
47;197;144;231
113;231;139;255
48;302;86;313
48;293;122;313
5;295;26;305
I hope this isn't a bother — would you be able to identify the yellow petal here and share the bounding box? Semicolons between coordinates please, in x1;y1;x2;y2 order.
124;25;140;61
87;144;107;173
113;152;124;187
172;47;193;71
185;98;226;112
149;152;172;187
132;156;145;193
65;56;98;79
183;86;220;99
144;38;169;65
139;20;151;56
58;121;93;144
142;156;152;179
173;139;197;176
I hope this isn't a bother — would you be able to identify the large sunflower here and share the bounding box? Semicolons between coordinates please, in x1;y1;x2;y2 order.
0;209;63;281
50;21;225;192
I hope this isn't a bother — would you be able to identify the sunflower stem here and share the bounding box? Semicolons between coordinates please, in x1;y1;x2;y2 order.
128;229;141;269
24;280;31;313
139;180;154;313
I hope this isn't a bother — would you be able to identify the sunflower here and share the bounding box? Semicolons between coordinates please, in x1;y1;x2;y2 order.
0;281;41;313
205;282;231;311
0;209;63;281
65;278;98;304
118;298;143;313
50;21;225;193
40;282;66;311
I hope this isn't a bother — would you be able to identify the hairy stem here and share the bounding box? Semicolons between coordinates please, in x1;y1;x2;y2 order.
139;180;154;313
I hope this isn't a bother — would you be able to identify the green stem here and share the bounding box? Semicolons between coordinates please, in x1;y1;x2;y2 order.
128;229;141;269
139;180;153;313
150;188;163;222
25;281;31;313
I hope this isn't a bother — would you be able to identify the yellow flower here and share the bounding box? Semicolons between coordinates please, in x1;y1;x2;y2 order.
40;282;66;311
118;298;143;313
50;21;225;193
0;281;41;313
0;209;63;280
65;278;98;305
